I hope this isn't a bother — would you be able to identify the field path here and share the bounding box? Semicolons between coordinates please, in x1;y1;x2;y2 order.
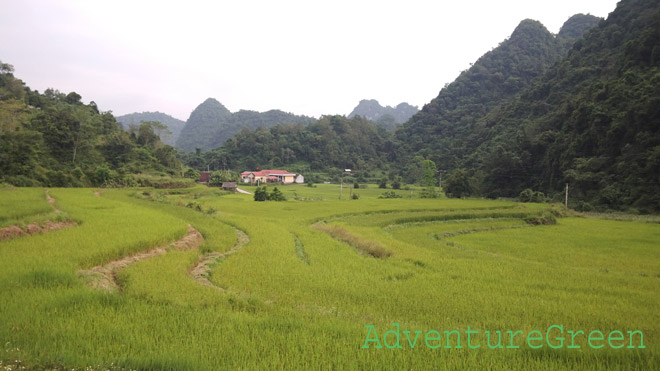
189;228;249;290
80;225;203;291
236;187;252;194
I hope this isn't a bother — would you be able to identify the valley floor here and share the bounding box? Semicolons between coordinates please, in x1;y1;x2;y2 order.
0;184;658;370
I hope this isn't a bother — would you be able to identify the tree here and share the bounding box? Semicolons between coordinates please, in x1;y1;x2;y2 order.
65;92;82;104
254;186;269;201
137;121;162;148
0;60;14;74
421;159;438;187
269;187;286;201
392;176;402;190
378;177;387;189
184;168;200;179
444;168;477;198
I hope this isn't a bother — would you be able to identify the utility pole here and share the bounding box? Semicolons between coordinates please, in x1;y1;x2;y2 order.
565;183;569;210
340;169;351;200
438;170;446;192
340;176;343;200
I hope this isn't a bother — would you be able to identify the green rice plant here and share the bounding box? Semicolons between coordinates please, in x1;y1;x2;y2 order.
0;188;54;227
0;187;658;369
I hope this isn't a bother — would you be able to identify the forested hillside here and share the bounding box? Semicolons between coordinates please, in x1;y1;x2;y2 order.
176;98;315;152
183;115;395;176
457;0;660;211
395;15;601;168
115;111;185;146
0;62;183;187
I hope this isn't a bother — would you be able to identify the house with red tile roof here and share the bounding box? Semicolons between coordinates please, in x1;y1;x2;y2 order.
240;169;302;184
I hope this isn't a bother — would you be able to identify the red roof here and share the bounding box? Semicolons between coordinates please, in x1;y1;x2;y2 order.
241;169;294;177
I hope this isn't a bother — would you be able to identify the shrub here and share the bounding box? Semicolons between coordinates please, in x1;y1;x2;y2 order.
378;191;402;199
378;177;387;189
269;187;287;201
353;182;360;189
420;187;438;198
574;201;594;212
524;212;557;225
254;186;269;201
519;188;534;202
520;189;546;203
184;168;200;180
351;193;360;200
392;176;402;190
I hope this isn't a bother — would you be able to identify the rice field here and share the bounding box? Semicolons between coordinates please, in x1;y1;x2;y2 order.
0;184;658;370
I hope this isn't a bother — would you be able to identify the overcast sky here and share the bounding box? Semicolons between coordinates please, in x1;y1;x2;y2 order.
1;0;619;121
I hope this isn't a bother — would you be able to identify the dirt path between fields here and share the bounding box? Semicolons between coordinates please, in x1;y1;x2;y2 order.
0;220;77;241
79;225;204;291
236;187;252;194
0;190;76;241
189;228;249;290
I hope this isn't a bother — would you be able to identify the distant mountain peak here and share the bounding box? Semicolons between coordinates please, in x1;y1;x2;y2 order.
348;99;418;128
558;13;603;40
191;98;231;117
176;98;314;152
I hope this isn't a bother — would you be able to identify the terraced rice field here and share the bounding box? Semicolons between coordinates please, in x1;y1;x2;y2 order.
0;184;658;370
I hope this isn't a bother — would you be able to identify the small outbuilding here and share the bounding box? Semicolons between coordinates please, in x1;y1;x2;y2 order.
221;182;237;192
294;174;304;184
199;172;211;184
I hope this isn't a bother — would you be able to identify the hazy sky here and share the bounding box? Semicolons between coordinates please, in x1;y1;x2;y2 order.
1;0;619;121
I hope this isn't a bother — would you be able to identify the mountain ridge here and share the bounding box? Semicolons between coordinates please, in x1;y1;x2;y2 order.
115;111;186;146
175;98;315;153
348;99;418;129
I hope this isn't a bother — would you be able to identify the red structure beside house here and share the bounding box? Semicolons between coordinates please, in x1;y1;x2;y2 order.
199;172;211;183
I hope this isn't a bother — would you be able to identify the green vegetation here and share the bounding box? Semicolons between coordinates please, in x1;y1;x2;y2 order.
253;186;287;202
115;111;186;146
0;186;657;369
0;187;53;227
190;114;394;176
398;1;660;211
0;64;187;187
175;98;315;153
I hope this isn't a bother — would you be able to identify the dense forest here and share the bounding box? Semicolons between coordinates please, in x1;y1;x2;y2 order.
0;62;185;187
395;14;602;169
182;115;395;179
175;98;315;153
348;99;419;129
453;0;660;212
115;111;186;146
